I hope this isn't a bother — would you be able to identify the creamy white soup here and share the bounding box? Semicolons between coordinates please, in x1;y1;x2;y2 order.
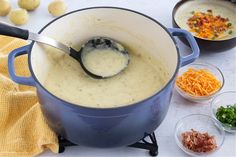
82;48;129;77
43;48;168;108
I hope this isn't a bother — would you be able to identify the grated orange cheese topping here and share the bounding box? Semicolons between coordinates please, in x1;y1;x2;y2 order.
176;68;221;96
187;10;233;39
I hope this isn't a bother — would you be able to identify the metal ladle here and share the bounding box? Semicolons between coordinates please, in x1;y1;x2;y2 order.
0;23;129;79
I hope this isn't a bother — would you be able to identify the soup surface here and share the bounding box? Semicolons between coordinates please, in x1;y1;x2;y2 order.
43;47;168;108
82;48;129;77
175;0;236;40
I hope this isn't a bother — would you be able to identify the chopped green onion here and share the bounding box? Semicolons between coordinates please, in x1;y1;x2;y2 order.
227;23;232;27
228;30;233;34
216;104;236;127
191;11;195;14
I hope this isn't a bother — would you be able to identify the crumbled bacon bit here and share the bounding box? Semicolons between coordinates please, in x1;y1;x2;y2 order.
207;9;212;13
187;10;233;39
181;129;217;153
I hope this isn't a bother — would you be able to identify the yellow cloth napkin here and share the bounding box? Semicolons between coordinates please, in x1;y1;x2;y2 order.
0;35;59;157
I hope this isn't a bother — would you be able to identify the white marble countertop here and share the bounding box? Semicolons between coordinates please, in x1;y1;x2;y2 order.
1;0;235;156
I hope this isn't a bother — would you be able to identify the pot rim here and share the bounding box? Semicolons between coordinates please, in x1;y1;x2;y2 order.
28;6;181;110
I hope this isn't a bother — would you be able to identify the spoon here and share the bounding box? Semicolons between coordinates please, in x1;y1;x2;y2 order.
0;23;129;79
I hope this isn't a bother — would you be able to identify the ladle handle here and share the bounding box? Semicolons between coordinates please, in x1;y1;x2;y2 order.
0;22;29;40
0;22;71;54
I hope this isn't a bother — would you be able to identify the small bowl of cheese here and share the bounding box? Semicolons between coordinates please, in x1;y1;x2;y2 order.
175;62;224;102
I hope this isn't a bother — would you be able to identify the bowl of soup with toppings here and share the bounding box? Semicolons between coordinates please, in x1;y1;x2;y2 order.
7;7;199;147
173;0;236;52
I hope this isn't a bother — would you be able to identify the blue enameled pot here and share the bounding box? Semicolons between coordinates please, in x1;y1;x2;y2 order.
7;7;199;147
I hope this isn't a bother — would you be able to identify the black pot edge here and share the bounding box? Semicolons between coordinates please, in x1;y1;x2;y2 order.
172;0;236;53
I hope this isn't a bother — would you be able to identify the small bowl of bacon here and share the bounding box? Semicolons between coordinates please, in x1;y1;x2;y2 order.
175;114;225;156
175;62;224;102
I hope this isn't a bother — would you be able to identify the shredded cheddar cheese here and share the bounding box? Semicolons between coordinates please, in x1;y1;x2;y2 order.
187;10;233;39
176;68;221;96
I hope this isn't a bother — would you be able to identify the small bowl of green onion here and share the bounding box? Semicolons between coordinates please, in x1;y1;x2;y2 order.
211;91;236;133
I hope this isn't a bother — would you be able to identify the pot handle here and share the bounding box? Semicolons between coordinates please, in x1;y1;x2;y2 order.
168;28;200;67
8;45;35;86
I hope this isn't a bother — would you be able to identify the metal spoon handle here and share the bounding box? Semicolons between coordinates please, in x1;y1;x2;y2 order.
28;32;71;54
0;22;71;54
